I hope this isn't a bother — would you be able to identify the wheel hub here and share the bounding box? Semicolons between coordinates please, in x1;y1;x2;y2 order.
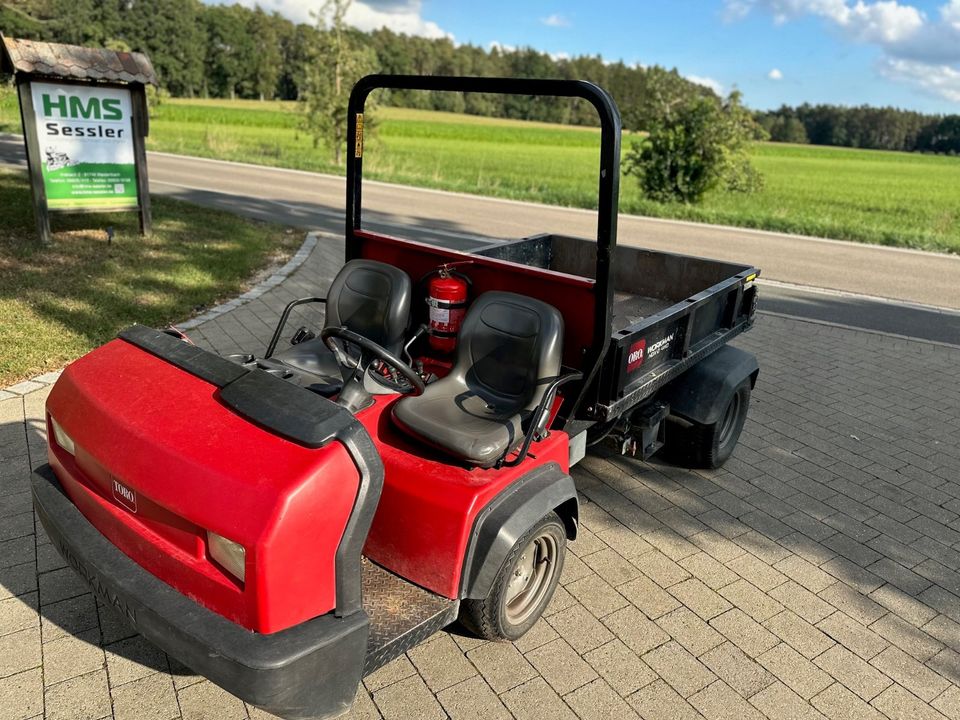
504;533;559;626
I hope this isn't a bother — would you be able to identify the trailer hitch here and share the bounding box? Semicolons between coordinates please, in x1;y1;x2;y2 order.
606;401;670;460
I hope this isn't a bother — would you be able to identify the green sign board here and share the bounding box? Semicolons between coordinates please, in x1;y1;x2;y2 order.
30;81;139;210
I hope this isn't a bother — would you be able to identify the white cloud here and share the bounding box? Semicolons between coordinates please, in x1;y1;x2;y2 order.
541;13;571;27
845;1;924;43
725;0;960;103
768;67;784;79
346;1;451;38
730;0;924;41
723;0;754;21
880;57;960;101
487;40;516;53
225;0;451;39
685;74;726;95
943;0;960;28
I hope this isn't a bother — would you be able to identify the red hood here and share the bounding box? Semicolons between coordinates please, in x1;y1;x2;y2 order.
46;338;361;633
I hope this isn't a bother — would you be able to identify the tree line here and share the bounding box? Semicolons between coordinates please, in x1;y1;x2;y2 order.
1;0;715;127
756;104;960;154
0;0;768;203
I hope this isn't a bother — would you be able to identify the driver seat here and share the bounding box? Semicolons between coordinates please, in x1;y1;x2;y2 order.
392;291;564;468
273;259;412;387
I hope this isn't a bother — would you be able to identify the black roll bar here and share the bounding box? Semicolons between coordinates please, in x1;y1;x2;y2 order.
345;74;623;427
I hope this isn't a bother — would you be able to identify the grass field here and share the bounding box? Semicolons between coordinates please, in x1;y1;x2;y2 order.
2;89;958;252
0;167;298;385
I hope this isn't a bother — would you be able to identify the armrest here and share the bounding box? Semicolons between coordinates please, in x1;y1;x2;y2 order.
500;369;583;468
264;297;326;358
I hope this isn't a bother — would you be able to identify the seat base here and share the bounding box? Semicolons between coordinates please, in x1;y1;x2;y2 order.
392;384;523;468
390;291;564;468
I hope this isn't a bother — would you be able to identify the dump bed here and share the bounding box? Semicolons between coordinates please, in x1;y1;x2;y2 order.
476;233;759;422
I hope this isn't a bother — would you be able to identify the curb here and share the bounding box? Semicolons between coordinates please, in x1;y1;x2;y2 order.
0;230;320;401
177;231;319;330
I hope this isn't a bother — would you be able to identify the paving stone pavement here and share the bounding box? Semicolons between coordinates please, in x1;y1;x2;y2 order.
2;234;960;719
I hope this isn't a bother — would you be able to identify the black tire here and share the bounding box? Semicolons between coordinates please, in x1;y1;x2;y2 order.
459;512;566;641
666;381;751;469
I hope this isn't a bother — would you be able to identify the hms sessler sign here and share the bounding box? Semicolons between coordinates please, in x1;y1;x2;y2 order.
30;81;138;210
40;91;128;138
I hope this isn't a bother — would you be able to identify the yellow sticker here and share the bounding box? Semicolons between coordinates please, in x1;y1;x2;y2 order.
354;113;364;158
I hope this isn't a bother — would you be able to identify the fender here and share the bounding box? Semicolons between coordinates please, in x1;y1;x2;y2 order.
657;345;759;426
460;462;578;600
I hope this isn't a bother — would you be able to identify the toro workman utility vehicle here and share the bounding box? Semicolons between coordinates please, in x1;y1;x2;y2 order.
32;75;760;719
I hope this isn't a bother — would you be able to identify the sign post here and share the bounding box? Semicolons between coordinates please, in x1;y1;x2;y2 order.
2;36;156;243
15;76;51;244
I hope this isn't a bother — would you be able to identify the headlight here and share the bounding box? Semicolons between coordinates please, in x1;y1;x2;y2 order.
50;417;75;455
207;531;245;582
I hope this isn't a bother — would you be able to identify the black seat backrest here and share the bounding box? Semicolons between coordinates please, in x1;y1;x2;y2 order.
456;291;564;414
325;259;412;354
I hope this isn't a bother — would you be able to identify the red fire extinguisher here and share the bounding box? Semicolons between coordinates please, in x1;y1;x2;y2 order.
426;263;471;353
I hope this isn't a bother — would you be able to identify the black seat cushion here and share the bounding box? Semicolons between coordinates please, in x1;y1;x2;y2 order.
322;259;412;355
393;291;563;467
274;259;412;385
393;390;524;468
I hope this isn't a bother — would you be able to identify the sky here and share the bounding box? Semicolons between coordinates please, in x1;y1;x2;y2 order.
224;0;960;113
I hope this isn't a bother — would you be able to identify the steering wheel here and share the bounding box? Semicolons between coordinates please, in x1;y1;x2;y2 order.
321;326;425;396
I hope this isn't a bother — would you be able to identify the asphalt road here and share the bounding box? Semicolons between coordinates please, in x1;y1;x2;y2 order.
2;134;958;345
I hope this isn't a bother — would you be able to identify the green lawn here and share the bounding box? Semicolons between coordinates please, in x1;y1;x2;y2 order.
632;143;960;253
0;167;299;386
2;89;958;252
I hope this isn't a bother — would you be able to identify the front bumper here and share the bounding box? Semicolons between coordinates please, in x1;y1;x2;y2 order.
32;464;368;720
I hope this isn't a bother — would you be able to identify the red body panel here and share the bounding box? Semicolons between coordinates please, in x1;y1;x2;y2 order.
356;230;596;368
359;396;570;599
46;340;360;633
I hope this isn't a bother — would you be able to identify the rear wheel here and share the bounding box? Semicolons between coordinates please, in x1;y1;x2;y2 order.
666;380;751;469
460;512;566;641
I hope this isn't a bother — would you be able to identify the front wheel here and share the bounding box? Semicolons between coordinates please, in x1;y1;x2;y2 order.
666;380;751;469
460;512;566;641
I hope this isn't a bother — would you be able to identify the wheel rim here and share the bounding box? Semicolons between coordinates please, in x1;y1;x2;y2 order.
504;533;559;626
718;392;741;447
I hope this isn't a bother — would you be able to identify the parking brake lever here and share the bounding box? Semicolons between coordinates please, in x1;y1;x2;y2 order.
403;324;428;366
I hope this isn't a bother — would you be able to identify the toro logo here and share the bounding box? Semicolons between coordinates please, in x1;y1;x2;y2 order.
627;339;646;372
111;478;137;514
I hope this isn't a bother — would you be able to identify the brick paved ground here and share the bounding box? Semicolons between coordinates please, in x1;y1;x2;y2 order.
3;237;960;719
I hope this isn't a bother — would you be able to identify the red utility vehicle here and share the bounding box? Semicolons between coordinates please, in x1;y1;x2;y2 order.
32;75;760;719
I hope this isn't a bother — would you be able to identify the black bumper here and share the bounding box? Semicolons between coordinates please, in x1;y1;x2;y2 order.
32;464;368;720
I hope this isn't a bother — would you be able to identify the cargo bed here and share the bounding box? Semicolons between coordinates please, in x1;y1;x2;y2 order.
476;233;759;422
